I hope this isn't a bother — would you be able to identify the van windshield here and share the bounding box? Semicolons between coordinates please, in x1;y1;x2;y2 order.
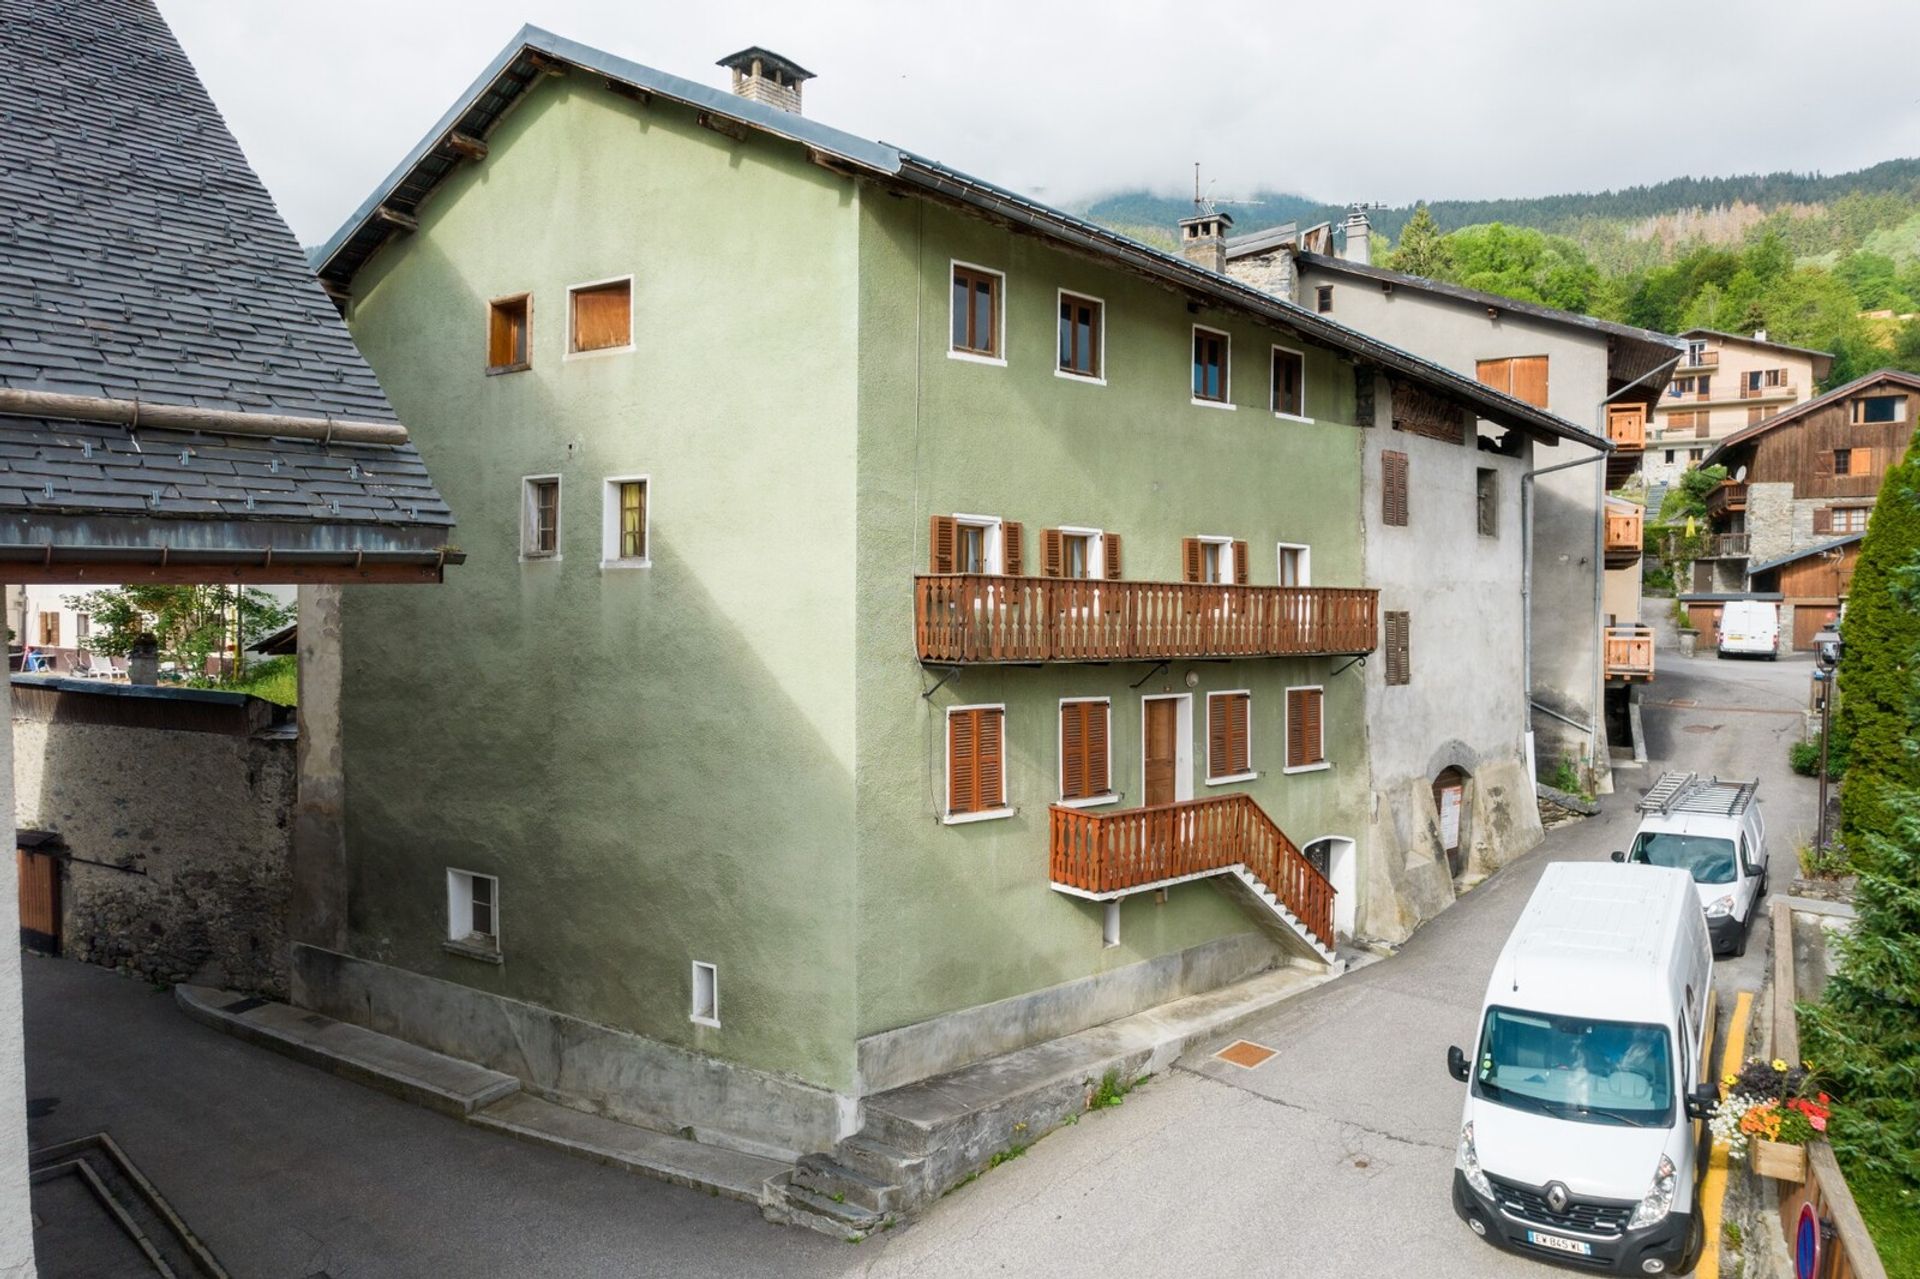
1628;832;1736;884
1473;1007;1674;1127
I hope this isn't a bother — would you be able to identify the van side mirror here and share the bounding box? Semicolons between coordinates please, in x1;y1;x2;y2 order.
1447;1045;1470;1083
1610;850;1626;863
1684;1084;1718;1120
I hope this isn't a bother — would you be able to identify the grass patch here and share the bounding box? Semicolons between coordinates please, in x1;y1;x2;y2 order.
987;1142;1028;1169
1088;1069;1149;1110
201;654;297;707
1846;1164;1920;1277
1542;756;1593;802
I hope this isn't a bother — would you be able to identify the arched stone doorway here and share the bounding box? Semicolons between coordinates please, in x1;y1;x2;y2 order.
1432;766;1472;879
1302;836;1356;938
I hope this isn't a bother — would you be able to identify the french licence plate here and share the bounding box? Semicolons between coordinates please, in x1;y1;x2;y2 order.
1528;1230;1592;1256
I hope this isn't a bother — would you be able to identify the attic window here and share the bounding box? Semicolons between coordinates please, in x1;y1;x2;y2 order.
488;294;530;372
1315;286;1334;314
569;278;633;354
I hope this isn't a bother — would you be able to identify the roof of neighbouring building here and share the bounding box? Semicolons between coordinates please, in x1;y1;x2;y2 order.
314;26;1611;453
1703;368;1920;465
0;0;459;575
1745;533;1866;577
1222;223;1300;257
1678;329;1836;373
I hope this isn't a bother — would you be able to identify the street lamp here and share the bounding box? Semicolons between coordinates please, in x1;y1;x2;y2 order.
1813;629;1843;851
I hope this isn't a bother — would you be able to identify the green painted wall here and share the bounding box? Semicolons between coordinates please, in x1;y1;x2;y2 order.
851;197;1371;1039
339;82;863;1089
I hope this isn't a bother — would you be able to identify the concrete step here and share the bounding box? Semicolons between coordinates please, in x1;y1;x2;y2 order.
471;1093;787;1206
768;1183;886;1238
29;1132;228;1277
791;1150;906;1215
176;985;520;1117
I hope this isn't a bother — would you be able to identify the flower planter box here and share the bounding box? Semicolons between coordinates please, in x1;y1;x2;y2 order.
1754;1138;1807;1183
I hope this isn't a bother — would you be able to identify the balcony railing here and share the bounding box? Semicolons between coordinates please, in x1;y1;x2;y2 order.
914;576;1378;664
1702;532;1750;559
1705;480;1747;521
1606;403;1647;451
1605;623;1655;682
1605;509;1644;566
1738;382;1795;400
1050;792;1334;950
1677;350;1719;371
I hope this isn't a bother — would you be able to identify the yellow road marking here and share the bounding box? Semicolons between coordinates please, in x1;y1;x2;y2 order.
1698;990;1753;1279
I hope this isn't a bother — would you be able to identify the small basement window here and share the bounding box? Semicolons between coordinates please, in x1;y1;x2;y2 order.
569;277;633;354
523;476;560;559
487;294;530;372
691;961;720;1027
446;869;499;954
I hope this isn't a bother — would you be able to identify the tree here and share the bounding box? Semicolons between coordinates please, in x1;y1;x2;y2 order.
62;585;292;679
1386;205;1452;279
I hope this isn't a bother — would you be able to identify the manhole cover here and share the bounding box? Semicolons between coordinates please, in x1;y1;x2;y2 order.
1215;1040;1278;1069
1682;723;1723;734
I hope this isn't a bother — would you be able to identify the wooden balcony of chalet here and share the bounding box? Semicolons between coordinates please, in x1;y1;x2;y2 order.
1738;381;1796;401
1604;623;1655;683
1676;350;1719;372
1704;480;1747;522
1049;793;1335;953
914;576;1378;665
1604;507;1644;568
1605;404;1647;489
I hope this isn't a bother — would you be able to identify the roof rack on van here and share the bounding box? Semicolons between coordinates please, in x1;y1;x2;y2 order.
1637;770;1758;818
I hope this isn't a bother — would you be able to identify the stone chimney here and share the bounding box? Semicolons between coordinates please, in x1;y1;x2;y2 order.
716;47;814;114
1342;204;1372;266
1177;209;1234;274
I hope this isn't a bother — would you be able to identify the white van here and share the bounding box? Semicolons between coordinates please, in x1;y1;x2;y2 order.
1448;862;1715;1274
1613;772;1768;957
1716;599;1779;660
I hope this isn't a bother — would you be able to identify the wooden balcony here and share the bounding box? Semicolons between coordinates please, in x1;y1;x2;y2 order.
1605;404;1647;489
1605;623;1655;683
1738;382;1795;401
1050;793;1334;951
1605;507;1644;568
1700;532;1750;560
914;576;1378;664
1676;350;1719;371
1705;480;1747;521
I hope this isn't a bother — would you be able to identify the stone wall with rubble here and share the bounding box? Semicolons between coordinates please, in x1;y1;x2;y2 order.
11;681;295;995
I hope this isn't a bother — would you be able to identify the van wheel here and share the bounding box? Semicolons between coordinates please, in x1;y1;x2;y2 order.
1677;1207;1706;1274
1732;916;1749;958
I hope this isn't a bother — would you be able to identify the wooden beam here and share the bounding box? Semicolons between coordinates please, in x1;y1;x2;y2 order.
0;562;446;587
319;279;351;304
696;111;748;142
444;132;488;161
374;205;419;233
526;52;567;76
605;79;651;106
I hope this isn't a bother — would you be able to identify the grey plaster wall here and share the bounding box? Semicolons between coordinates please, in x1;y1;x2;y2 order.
12;712;296;995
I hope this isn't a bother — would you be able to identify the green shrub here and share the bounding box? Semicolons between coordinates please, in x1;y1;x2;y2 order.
1788;725;1850;780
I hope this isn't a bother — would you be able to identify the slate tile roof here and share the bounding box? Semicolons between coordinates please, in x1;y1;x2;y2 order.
0;0;455;545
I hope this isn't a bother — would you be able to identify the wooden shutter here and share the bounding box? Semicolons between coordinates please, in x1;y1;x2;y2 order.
1301;689;1323;766
1813;507;1833;535
1286;689;1307;769
1042;528;1065;578
1232;541;1249;585
1002;522;1024;575
929;515;956;573
1181;537;1203;583
1060;701;1109;800
977;709;1004;808
1510;356;1549;408
948;708;1005;814
1104;533;1123;580
1814;450;1835;483
1474;358;1512;395
571;281;631;352
1086;703;1108;795
488;297;527;369
1385;610;1411;686
1851;448;1875;476
1209;693;1249;778
1382;451;1409;527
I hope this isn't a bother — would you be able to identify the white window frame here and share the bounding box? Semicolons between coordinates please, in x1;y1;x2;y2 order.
1195;534;1235;585
1057;696;1118;809
1283;683;1331;775
1054;288;1107;386
1204;688;1257;785
952;513;1004;575
563;273;636;360
1275;542;1312;588
521;473;562;562
1056;524;1106;580
691;961;720;1028
445;868;500;953
1139;693;1193;804
600;474;651;569
948;259;1007;367
944;702;1013;825
1269;343;1311;422
1190;324;1234;410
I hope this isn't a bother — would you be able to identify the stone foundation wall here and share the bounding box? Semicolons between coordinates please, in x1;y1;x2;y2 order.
1359;757;1540;944
11;681;295;995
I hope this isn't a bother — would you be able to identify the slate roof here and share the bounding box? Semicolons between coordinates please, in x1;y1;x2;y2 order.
0;0;457;565
316;26;1610;454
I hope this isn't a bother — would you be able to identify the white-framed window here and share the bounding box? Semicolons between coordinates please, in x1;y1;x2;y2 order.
1058;697;1116;807
691;961;720;1027
565;274;635;357
1191;324;1232;408
522;474;561;560
446;869;500;953
945;703;1011;823
1270;344;1308;420
1205;689;1254;784
601;475;650;567
950;260;1006;365
1056;289;1105;384
1284;685;1329;774
953;513;1004;575
1195;534;1236;584
1275;542;1311;588
1053;525;1106;579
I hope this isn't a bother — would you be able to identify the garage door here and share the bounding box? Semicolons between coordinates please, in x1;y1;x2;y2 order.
1792;607;1833;652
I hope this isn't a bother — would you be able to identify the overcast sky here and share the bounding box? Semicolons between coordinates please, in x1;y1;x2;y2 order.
157;0;1920;246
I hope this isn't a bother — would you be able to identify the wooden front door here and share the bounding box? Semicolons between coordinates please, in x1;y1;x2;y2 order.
1144;699;1179;808
17;848;59;954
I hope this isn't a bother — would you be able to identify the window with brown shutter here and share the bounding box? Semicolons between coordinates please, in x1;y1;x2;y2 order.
1272;346;1305;417
1002;521;1024;575
523;477;560;558
1285;687;1325;770
952;265;1002;358
1813;507;1833;535
1232;540;1249;585
1182;536;1238;584
1384;611;1411;685
1382;451;1410;527
488;294;530;372
947;706;1007;817
1059;699;1111;801
1475;356;1548;408
1044;529;1111;579
1833;506;1870;534
1104;533;1123;580
1207;691;1252;780
1182;537;1204;583
931;516;1019;574
569;279;632;353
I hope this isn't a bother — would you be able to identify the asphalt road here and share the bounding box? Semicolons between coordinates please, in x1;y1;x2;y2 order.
21;630;1817;1278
